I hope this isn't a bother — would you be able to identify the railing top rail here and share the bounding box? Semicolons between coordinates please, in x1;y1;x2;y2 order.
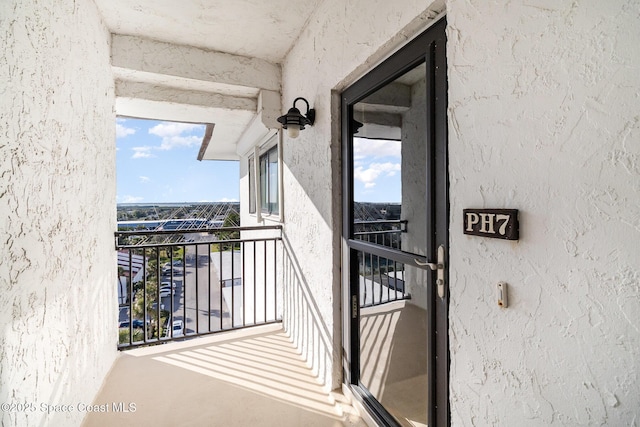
115;225;282;237
353;220;407;225
116;236;282;250
354;230;405;236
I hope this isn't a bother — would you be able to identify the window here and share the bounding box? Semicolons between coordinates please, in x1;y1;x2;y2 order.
247;134;280;218
259;145;279;215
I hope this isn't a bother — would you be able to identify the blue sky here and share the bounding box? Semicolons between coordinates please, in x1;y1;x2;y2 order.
116;118;400;204
353;137;401;203
116;118;239;204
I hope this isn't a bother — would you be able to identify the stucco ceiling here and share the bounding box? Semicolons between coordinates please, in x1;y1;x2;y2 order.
95;0;321;63
94;0;323;159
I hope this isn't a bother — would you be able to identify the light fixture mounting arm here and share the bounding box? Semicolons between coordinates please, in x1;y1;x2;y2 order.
293;97;315;126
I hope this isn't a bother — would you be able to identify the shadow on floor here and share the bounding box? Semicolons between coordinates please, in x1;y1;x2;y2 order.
83;324;365;427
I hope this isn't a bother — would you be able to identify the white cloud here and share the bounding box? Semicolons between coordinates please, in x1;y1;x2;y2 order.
354;162;401;188
139;176;150;183
147;122;204;151
149;122;202;138
116;123;136;138
158;135;202;151
217;198;239;202
354;138;401;160
131;146;154;159
119;195;144;203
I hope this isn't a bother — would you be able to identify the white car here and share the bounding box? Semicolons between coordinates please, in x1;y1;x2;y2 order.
172;320;184;337
160;282;176;296
162;260;183;267
162;260;183;274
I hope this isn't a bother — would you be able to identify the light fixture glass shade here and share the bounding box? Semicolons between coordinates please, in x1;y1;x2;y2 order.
287;125;301;139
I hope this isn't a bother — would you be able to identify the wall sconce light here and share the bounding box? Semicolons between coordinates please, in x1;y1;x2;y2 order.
277;97;315;139
351;119;363;135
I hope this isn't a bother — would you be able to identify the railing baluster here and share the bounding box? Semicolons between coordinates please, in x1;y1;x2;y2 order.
242;241;245;328
368;251;373;307
169;247;173;338
142;248;147;344
182;244;186;336
219;244;223;331
195;244;199;335
128;248;133;345
208;241;211;333
253;241;256;326
273;240;277;321
394;261;399;301
263;240;267;324
361;251;367;307
231;240;235;328
378;254;383;305
156;248;160;341
386;256;390;303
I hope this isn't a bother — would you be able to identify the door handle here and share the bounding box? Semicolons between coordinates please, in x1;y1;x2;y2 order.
415;245;446;299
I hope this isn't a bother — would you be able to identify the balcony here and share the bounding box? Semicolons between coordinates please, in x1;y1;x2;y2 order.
102;226;367;426
83;324;365;426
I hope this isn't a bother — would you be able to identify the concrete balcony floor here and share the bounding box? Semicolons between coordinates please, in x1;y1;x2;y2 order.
83;324;366;427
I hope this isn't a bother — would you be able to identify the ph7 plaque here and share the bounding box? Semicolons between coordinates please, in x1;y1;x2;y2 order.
463;209;519;240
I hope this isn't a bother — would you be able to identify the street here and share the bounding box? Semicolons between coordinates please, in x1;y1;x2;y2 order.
161;243;233;336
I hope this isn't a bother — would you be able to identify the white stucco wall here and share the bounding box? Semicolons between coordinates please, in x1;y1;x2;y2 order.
281;0;445;390
0;1;117;426
447;0;640;425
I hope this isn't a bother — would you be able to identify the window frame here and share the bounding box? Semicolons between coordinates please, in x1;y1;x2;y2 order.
248;156;256;214
247;133;282;222
260;145;279;215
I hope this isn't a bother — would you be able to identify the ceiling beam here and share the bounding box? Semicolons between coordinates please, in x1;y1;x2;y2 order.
111;34;281;92
115;80;257;111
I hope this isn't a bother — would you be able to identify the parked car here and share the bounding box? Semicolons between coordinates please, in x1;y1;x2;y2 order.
162;260;183;273
172;320;184;337
119;319;146;329
160;282;176;296
160;281;177;289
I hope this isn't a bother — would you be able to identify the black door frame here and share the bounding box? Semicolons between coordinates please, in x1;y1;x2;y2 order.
341;17;449;427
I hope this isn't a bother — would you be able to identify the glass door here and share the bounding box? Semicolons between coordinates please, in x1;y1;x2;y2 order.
342;17;448;427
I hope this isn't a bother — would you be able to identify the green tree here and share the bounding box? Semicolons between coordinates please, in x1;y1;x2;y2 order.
216;210;240;251
223;210;240;228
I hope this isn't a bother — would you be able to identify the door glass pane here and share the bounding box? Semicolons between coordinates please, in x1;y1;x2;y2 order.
353;62;429;426
352;63;427;258
357;249;428;427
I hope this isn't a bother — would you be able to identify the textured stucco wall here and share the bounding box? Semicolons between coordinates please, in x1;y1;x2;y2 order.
281;0;445;390
447;0;640;425
0;1;117;426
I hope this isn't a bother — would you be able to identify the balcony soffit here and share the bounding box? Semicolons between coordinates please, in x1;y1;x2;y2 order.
95;0;323;160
